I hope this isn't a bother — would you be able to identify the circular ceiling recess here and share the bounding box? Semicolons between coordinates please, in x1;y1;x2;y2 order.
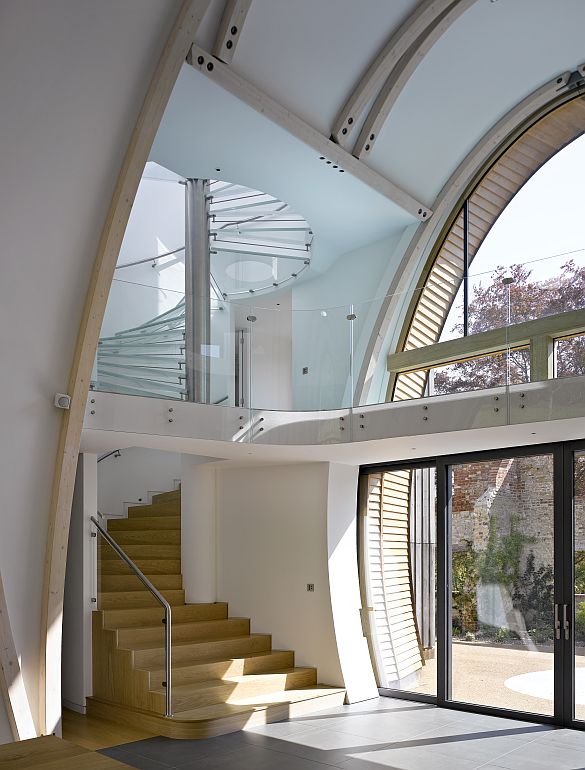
208;180;313;297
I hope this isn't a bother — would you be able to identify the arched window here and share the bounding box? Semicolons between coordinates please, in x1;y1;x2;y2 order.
390;95;585;402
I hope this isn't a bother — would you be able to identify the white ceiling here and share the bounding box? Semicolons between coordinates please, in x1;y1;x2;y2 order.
373;0;585;203
151;64;414;274
152;0;585;285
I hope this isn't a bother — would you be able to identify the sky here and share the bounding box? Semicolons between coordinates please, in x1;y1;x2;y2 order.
441;132;585;339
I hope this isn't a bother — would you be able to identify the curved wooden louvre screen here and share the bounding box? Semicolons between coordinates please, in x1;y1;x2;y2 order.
362;471;422;687
391;94;585;402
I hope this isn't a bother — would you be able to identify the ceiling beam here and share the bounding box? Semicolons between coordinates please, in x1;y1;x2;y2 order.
354;0;477;159
213;0;253;64
331;0;454;148
188;44;433;222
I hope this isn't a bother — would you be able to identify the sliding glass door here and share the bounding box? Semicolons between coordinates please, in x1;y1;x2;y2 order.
361;441;585;728
446;453;555;716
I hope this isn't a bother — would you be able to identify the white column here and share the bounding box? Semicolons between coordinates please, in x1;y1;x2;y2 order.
327;462;378;703
61;452;97;716
181;455;217;603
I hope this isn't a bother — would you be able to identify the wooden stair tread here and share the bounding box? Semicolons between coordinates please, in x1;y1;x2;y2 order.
152;667;316;695
123;632;268;652
173;685;345;718
102;603;228;628
146;649;294;676
107;515;181;530
91;485;346;739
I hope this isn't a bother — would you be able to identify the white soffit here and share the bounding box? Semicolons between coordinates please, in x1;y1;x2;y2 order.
150;64;414;272
369;0;585;203
231;0;420;136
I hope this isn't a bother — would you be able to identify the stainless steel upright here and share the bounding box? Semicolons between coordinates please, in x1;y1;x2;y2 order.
185;178;211;403
90;516;173;717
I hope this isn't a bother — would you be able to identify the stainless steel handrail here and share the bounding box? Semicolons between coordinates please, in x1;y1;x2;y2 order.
97;449;121;463
115;246;185;270
90;515;172;717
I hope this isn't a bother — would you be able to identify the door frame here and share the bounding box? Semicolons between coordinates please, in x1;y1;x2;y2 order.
361;440;582;727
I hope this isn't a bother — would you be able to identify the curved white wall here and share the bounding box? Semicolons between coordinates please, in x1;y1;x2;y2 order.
0;0;182;739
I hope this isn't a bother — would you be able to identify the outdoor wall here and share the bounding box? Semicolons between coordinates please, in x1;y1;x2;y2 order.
450;455;585;568
97;447;182;518
0;0;181;739
291;232;405;410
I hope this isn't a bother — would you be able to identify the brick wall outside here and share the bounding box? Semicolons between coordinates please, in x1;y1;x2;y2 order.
452;455;585;569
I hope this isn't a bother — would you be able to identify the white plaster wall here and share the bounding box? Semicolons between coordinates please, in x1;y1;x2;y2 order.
181;456;218;604
98;447;182;518
62;455;97;714
215;463;343;686
291;233;404;410
100;164;186;340
0;0;182;737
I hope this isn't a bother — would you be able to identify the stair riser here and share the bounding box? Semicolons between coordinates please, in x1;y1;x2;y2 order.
128;502;180;517
132;635;272;668
108;531;180;545
86;689;346;740
102;603;228;629
99;559;181;574
100;574;183;592
99;544;180;559
152;491;181;504
154;669;318;712
147;651;295;689
107;516;181;531
118;619;250;647
99;589;185;610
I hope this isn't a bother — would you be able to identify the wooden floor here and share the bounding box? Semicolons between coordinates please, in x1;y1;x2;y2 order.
0;735;135;769
62;708;154;750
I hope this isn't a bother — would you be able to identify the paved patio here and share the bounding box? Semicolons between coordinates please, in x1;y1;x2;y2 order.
411;642;585;718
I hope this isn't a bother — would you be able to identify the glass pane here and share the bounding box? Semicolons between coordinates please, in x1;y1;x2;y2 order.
430;348;529;395
362;468;436;696
556;334;585;379
450;454;554;715
573;451;585;721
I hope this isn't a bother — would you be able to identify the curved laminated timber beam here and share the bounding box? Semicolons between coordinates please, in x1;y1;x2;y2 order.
213;0;253;64
188;44;432;222
0;569;36;740
331;0;454;148
39;0;212;736
354;65;585;404
353;0;477;160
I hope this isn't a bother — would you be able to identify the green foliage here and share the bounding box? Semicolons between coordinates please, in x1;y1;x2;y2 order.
512;551;554;637
575;602;585;640
432;260;585;395
476;516;533;586
452;550;478;632
450;518;555;644
575;551;585;593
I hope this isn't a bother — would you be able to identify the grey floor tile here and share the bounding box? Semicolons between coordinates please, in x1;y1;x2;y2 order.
489;739;585;769
176;743;336;770
110;753;173;770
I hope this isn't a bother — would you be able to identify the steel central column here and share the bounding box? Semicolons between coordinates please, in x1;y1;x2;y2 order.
185;178;210;403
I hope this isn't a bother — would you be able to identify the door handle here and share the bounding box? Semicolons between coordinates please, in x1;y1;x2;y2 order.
563;603;571;641
555;603;561;640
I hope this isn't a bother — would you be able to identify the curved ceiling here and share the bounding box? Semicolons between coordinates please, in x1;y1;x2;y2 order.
189;0;585;212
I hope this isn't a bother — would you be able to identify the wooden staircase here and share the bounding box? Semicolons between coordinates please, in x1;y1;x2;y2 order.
87;489;345;738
